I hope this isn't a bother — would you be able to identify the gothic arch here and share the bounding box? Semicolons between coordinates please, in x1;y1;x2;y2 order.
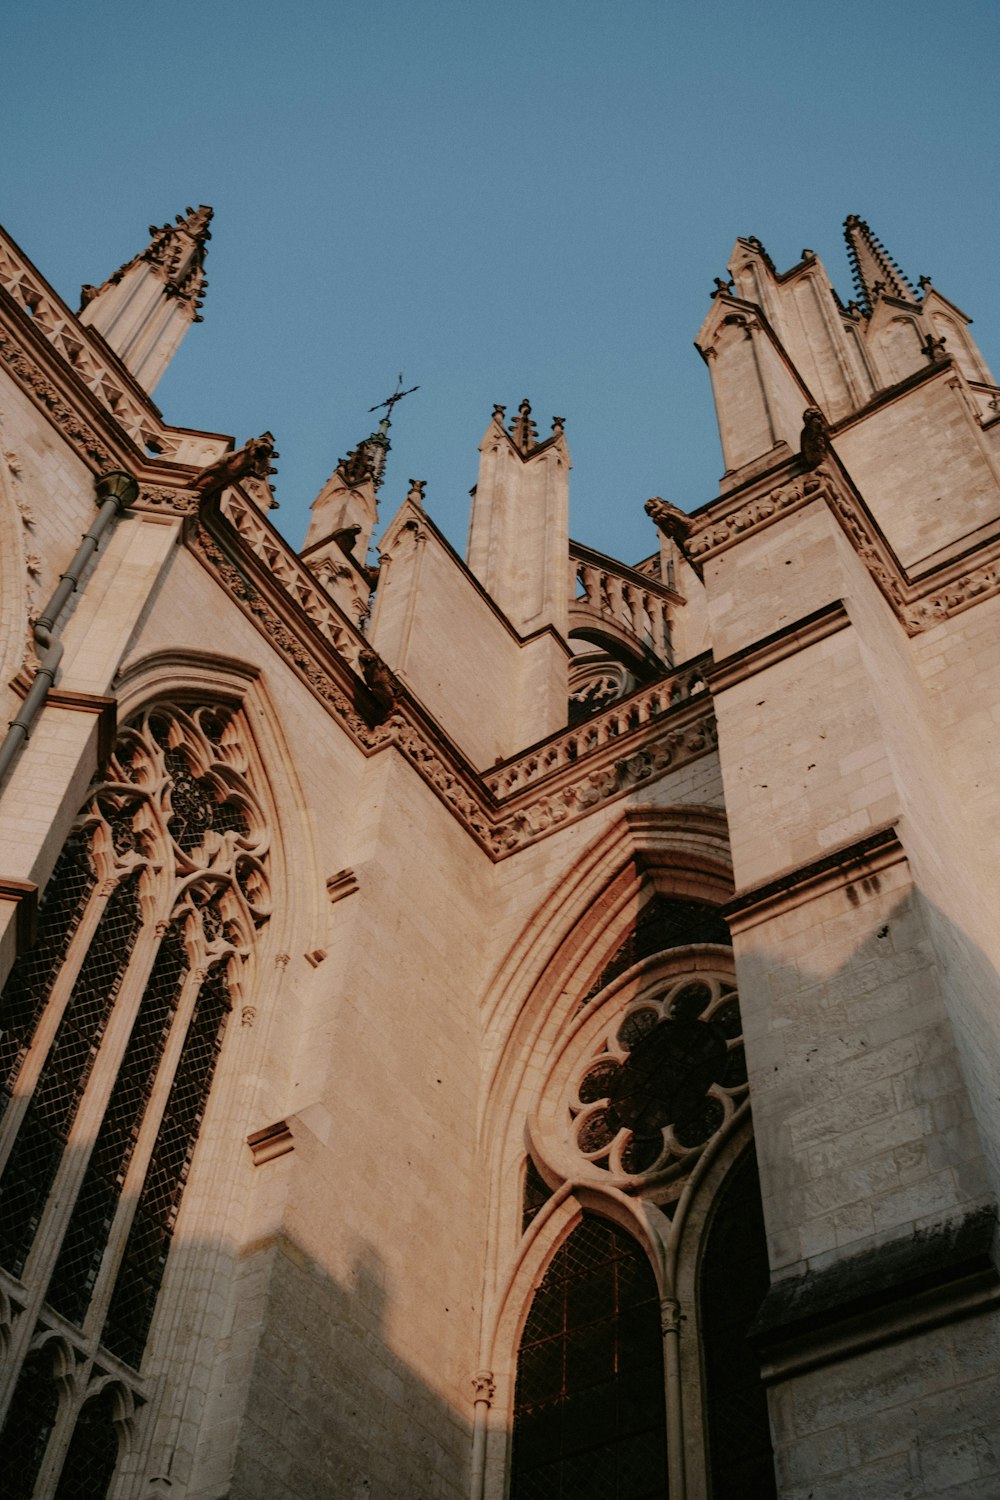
0;664;307;1500
473;805;776;1499
481;805;733;1138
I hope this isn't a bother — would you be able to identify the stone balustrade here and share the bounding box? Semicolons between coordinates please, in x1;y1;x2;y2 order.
486;661;708;799
570;542;676;665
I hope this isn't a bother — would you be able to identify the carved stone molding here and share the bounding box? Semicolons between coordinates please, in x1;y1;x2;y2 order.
136;484;198;515
685;472;824;560
189;510;721;859
0;326;115;469
684;458;1000;638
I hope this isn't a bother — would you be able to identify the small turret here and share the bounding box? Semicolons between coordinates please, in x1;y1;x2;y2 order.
79;205;212;393
467;399;570;637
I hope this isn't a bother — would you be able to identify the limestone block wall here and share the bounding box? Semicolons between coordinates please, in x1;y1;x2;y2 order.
371;502;570;768
768;1312;1000;1500
835;368;1000;569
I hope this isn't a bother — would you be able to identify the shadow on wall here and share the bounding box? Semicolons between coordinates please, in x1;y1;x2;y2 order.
0;1220;476;1500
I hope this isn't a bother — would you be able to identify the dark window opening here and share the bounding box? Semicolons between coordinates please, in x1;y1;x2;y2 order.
700;1149;776;1498
511;1216;667;1499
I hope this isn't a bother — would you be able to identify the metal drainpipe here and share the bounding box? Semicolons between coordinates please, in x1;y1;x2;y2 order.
0;469;139;790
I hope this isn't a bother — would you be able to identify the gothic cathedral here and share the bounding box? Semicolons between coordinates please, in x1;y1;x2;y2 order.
0;207;998;1499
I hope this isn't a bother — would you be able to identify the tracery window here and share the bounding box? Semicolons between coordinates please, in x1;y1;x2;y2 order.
510;897;775;1498
0;701;270;1499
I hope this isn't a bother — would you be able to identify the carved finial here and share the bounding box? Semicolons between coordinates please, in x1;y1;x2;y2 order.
193;432;279;500
551;416;565;436
406;478;426;506
711;276;734;298
510;398;538;454
800;407;830;470
843;214;917;313
918;274;933;292
331;375;419;493
492;403;506;423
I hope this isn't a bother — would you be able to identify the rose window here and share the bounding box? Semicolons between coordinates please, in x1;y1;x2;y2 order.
570;975;746;1178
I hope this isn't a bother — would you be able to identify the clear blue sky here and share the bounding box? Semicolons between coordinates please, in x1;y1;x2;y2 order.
3;0;998;566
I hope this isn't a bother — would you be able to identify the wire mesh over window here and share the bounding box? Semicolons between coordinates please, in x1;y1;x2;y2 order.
700;1149;776;1498
0;1345;61;1500
51;1386;121;1500
45;925;189;1324
101;963;230;1368
511;1216;667;1500
582;895;731;1006
0;699;271;1497
0;830;96;1126
0;873;142;1277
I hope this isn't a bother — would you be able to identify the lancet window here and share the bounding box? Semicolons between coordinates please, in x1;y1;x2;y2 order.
0;700;270;1499
508;891;776;1498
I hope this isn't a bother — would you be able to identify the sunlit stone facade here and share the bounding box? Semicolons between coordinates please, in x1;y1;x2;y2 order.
0;208;998;1499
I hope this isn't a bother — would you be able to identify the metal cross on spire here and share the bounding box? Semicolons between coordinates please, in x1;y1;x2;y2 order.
369;373;419;423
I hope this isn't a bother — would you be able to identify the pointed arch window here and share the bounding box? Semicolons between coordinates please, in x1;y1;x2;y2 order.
0;699;271;1498
510;891;775;1498
511;1216;666;1500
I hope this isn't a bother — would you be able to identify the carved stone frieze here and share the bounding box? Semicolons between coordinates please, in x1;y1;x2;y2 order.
903;560;1000;629
0;327;115;468
685;473;823;559
0;228;182;457
683;459;1000;637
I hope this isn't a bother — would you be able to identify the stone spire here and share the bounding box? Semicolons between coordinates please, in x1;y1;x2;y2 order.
843;214;917;313
79;205;213;394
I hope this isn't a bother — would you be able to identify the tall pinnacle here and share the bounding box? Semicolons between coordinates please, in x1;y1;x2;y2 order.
78;205;214;392
843;214;917;313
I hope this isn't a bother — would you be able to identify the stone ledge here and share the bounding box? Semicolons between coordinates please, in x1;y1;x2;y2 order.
752;1204;999;1382
705;599;850;693
724;822;905;933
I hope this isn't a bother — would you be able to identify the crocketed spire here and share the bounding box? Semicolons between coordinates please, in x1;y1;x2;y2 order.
843;214;917;313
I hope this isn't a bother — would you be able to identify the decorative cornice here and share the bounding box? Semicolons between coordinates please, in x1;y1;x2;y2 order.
0;230;224;471
684;470;824;561
725;823;905;933
188;503;719;858
683;452;1000;638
